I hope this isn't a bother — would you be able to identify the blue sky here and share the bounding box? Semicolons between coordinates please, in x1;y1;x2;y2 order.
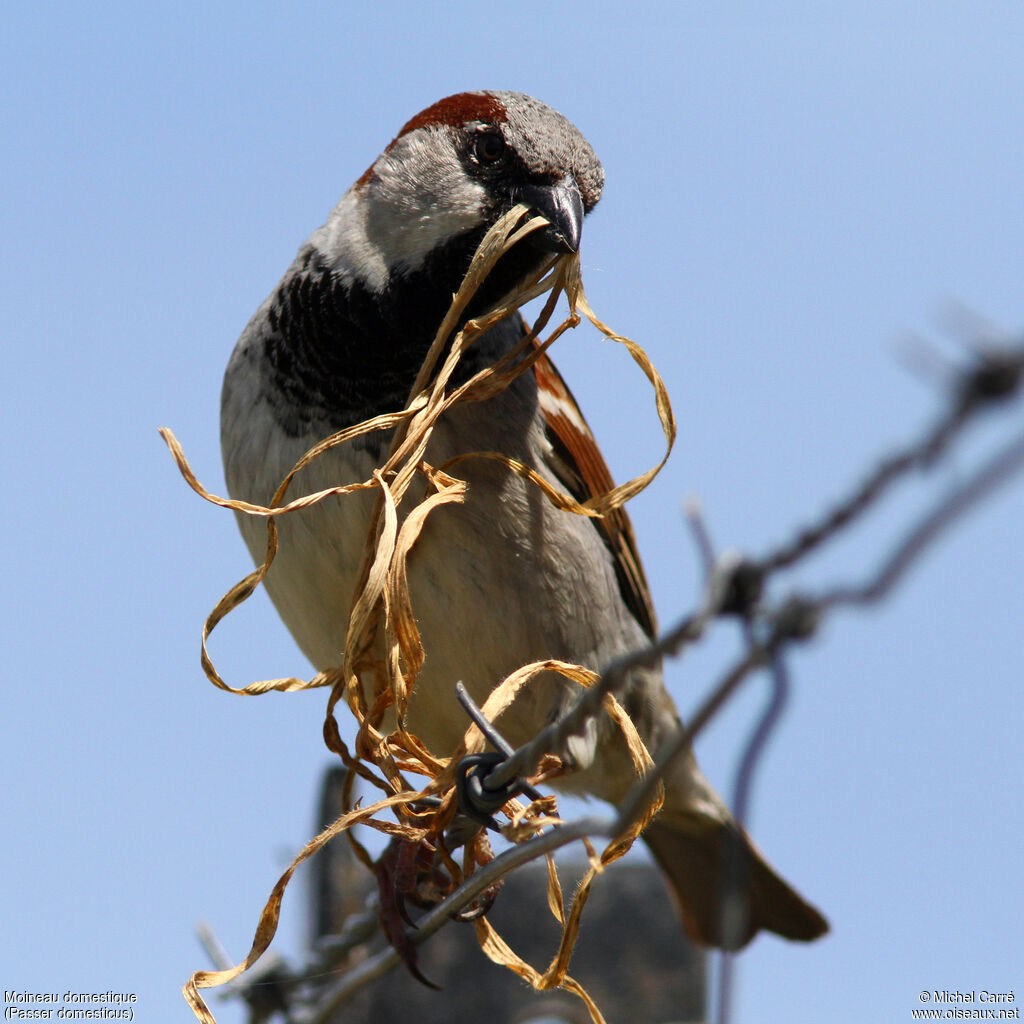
3;3;1022;1022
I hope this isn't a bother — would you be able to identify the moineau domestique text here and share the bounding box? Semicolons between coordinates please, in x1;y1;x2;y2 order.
5;993;137;1005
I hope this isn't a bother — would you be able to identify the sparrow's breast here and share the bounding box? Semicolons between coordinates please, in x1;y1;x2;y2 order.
221;336;648;762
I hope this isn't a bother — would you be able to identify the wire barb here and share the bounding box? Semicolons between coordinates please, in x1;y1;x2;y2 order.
450;683;548;843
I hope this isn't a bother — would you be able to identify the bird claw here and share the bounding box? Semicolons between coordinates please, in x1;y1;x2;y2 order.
451;880;502;922
372;831;505;984
372;839;446;989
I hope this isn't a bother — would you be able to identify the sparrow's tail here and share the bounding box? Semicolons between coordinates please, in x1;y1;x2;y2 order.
642;813;829;950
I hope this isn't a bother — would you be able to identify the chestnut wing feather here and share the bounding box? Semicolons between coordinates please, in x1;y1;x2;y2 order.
531;346;657;640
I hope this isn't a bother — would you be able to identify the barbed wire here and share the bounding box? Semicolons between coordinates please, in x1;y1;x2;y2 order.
200;336;1023;1024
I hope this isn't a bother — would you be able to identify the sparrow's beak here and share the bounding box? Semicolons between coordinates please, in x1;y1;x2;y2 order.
519;178;584;254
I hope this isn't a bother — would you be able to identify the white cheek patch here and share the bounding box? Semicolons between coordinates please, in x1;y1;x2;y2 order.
308;130;487;293
366;131;487;274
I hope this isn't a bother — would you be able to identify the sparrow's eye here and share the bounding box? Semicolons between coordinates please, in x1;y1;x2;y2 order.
474;130;506;164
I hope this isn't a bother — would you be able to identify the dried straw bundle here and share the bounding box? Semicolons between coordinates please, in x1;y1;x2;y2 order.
163;204;675;1024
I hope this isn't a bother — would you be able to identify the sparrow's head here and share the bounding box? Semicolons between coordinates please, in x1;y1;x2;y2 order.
314;91;604;295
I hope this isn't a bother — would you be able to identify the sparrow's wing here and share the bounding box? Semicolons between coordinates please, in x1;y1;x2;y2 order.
531;342;658;640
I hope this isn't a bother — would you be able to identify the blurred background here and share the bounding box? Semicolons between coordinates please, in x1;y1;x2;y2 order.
3;3;1022;1021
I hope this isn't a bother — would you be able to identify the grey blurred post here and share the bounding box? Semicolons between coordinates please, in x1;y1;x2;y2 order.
309;765;707;1024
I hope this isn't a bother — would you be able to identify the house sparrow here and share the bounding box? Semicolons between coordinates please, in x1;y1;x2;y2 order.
220;90;828;950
